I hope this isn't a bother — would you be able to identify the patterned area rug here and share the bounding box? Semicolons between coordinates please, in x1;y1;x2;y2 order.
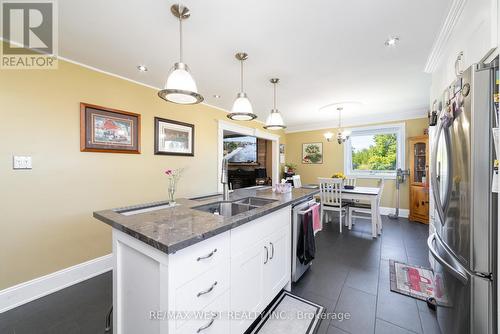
389;260;449;305
249;291;325;334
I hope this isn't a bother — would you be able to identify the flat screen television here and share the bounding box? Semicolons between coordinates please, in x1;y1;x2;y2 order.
223;135;257;163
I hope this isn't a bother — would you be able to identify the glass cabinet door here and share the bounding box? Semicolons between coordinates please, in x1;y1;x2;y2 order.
413;142;427;184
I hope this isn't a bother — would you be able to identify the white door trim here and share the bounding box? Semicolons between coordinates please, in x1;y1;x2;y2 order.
0;254;112;313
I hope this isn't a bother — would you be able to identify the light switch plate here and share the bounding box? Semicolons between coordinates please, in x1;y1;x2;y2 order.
13;156;32;170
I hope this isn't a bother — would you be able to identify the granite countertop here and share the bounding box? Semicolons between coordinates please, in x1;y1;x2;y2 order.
93;187;319;254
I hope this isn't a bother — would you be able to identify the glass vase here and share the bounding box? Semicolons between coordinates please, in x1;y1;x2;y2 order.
168;180;176;205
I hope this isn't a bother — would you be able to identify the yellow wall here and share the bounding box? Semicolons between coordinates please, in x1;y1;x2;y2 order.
0;59;284;290
284;118;428;209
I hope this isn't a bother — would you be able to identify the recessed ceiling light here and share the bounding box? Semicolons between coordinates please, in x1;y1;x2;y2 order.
137;65;148;72
385;36;400;47
213;94;221;99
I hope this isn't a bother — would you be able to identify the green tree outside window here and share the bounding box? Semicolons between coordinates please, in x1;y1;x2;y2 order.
351;134;397;171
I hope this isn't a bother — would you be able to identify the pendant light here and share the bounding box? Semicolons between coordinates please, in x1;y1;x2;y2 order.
227;52;256;121
336;107;351;144
158;4;203;104
264;78;286;130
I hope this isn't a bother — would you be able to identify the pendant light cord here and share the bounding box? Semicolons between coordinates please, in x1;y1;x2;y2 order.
273;82;277;110
240;60;244;93
179;14;183;62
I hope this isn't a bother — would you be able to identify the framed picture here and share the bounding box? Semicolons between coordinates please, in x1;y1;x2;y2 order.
302;142;323;164
80;103;141;154
154;117;194;156
279;144;285;164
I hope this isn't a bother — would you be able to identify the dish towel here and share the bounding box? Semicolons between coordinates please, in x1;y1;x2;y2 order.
312;204;322;235
297;211;316;265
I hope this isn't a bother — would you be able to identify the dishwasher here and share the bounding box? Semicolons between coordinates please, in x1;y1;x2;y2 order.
291;196;317;282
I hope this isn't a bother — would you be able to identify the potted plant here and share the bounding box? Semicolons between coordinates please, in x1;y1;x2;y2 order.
284;162;297;174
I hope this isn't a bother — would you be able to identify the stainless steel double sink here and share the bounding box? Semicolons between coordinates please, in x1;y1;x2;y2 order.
192;197;277;217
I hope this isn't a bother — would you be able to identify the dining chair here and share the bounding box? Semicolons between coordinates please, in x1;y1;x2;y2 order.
342;176;357;206
318;177;349;233
348;178;384;237
292;175;302;188
344;176;356;187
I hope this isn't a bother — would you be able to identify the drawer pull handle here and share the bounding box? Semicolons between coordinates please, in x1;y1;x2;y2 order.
197;248;217;261
197;317;215;333
264;246;269;264
197;281;218;297
269;242;274;260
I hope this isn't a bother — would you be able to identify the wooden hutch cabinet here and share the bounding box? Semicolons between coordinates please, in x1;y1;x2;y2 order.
408;135;429;224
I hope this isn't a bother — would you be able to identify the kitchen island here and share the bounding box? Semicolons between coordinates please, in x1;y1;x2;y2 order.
94;187;318;334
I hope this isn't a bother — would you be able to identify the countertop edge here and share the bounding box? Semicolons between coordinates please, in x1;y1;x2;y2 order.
93;189;319;255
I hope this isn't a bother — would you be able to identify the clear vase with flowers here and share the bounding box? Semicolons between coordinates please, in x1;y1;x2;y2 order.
164;168;185;205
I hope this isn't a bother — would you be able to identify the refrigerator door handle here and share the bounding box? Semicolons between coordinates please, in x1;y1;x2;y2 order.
430;123;453;226
427;233;469;285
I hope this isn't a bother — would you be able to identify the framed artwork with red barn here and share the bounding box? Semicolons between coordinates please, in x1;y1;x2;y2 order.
80;103;141;154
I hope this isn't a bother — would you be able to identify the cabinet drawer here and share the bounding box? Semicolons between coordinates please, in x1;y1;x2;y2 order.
170;231;230;287
231;207;290;257
176;291;230;334
174;262;229;321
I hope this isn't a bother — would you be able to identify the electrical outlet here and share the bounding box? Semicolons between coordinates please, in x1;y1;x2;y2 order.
13;156;32;170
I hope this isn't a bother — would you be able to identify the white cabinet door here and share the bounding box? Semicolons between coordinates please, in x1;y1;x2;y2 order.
263;225;290;305
230;242;266;334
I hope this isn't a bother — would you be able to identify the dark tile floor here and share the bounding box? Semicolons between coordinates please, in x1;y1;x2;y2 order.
0;216;440;334
0;271;112;334
291;215;441;334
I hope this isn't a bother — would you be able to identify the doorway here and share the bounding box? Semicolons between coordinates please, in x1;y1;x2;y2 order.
217;120;280;193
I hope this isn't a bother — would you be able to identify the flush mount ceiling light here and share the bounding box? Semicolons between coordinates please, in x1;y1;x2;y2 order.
137;65;148;72
212;94;221;99
158;4;203;105
335;107;351;144
263;78;286;130
227;52;256;121
385;36;400;47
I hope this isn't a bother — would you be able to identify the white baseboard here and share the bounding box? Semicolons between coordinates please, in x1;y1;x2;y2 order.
380;207;409;218
0;254;112;313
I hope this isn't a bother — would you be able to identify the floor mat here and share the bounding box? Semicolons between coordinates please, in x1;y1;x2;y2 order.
249;291;325;334
389;260;448;305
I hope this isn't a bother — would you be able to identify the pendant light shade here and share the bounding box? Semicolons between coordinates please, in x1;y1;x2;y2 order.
158;4;203;105
228;52;256;121
264;78;286;130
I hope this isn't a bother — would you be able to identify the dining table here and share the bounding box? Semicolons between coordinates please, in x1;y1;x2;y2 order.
341;186;382;237
306;184;382;237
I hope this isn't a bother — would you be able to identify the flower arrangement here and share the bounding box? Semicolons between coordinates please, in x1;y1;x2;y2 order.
284;162;297;174
164;168;185;204
331;172;346;179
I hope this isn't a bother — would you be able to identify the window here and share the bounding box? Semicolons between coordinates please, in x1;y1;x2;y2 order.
344;123;405;178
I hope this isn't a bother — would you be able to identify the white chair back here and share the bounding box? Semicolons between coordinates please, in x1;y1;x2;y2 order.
377;178;385;206
344;177;356;187
292;175;302;188
318;177;343;206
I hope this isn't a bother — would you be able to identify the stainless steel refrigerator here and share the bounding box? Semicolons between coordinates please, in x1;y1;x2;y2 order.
429;58;498;334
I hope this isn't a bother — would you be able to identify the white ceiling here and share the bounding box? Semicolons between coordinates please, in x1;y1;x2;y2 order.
58;0;452;130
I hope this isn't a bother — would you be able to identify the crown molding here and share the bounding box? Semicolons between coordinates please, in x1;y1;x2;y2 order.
285;109;427;133
424;0;468;73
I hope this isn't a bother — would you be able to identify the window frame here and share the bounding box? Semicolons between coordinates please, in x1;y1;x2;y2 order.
343;123;405;179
